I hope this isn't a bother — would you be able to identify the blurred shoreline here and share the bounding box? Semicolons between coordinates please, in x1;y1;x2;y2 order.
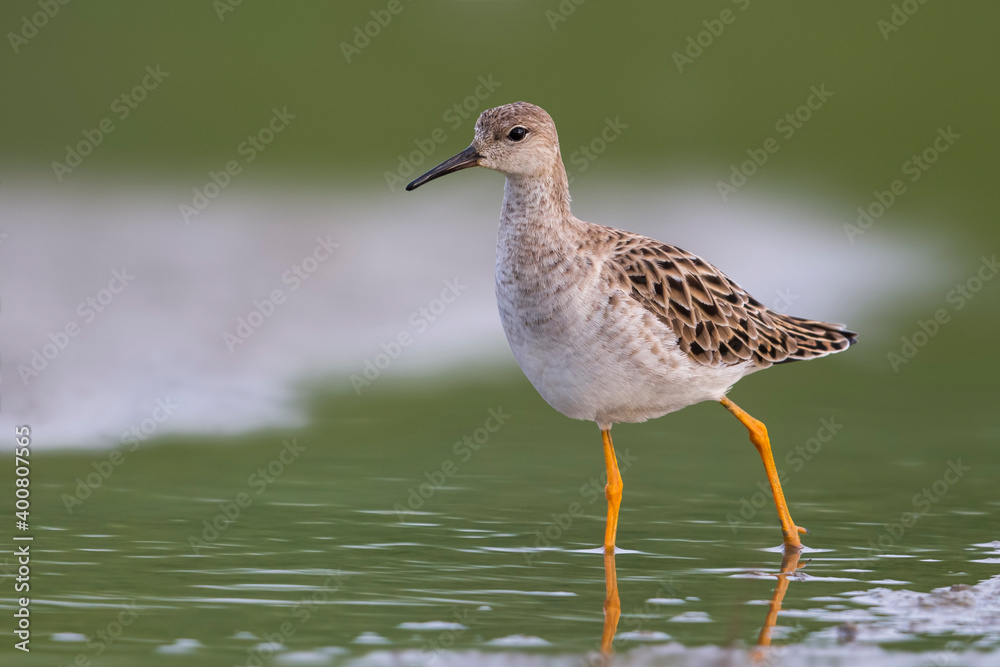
0;178;955;449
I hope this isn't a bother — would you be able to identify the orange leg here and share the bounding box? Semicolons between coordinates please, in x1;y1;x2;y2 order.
601;429;623;553
720;397;805;551
600;550;621;657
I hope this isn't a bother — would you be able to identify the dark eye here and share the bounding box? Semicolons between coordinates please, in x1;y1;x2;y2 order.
507;126;527;142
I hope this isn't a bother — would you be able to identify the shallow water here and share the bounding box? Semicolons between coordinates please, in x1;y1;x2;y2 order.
6;364;999;666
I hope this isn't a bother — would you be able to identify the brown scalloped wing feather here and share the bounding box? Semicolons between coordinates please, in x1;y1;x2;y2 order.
607;234;857;368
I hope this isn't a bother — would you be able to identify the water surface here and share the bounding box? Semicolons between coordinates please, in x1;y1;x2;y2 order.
6;364;999;666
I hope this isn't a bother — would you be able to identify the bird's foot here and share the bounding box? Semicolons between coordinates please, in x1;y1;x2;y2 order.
782;526;808;552
782;539;804;553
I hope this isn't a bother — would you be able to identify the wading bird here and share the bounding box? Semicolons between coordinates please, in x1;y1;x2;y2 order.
406;102;855;553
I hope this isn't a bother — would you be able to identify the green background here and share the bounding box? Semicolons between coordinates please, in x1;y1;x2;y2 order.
1;1;998;665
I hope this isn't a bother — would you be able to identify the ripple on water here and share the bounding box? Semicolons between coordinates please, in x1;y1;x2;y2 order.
397;621;468;630
617;630;672;642
457;590;576;597
193;583;334;591
155;638;203;654
485;635;551;647
274;648;347;666
669;612;713;623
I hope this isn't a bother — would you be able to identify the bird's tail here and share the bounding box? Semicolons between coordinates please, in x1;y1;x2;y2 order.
770;314;858;364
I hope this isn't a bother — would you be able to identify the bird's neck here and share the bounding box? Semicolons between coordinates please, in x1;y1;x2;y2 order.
499;158;573;233
496;158;581;290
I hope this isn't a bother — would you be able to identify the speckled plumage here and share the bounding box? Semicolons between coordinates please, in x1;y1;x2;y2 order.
412;102;856;431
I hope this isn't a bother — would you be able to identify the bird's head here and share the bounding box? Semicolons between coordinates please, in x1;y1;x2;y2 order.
406;101;561;191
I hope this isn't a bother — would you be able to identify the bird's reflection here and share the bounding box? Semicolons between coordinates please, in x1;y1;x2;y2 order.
600;551;621;656
599;549;804;661
755;550;803;648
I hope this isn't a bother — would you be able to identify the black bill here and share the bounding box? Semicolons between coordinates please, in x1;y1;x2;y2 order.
405;145;481;191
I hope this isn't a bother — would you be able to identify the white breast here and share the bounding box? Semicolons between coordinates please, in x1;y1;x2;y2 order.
495;225;749;430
